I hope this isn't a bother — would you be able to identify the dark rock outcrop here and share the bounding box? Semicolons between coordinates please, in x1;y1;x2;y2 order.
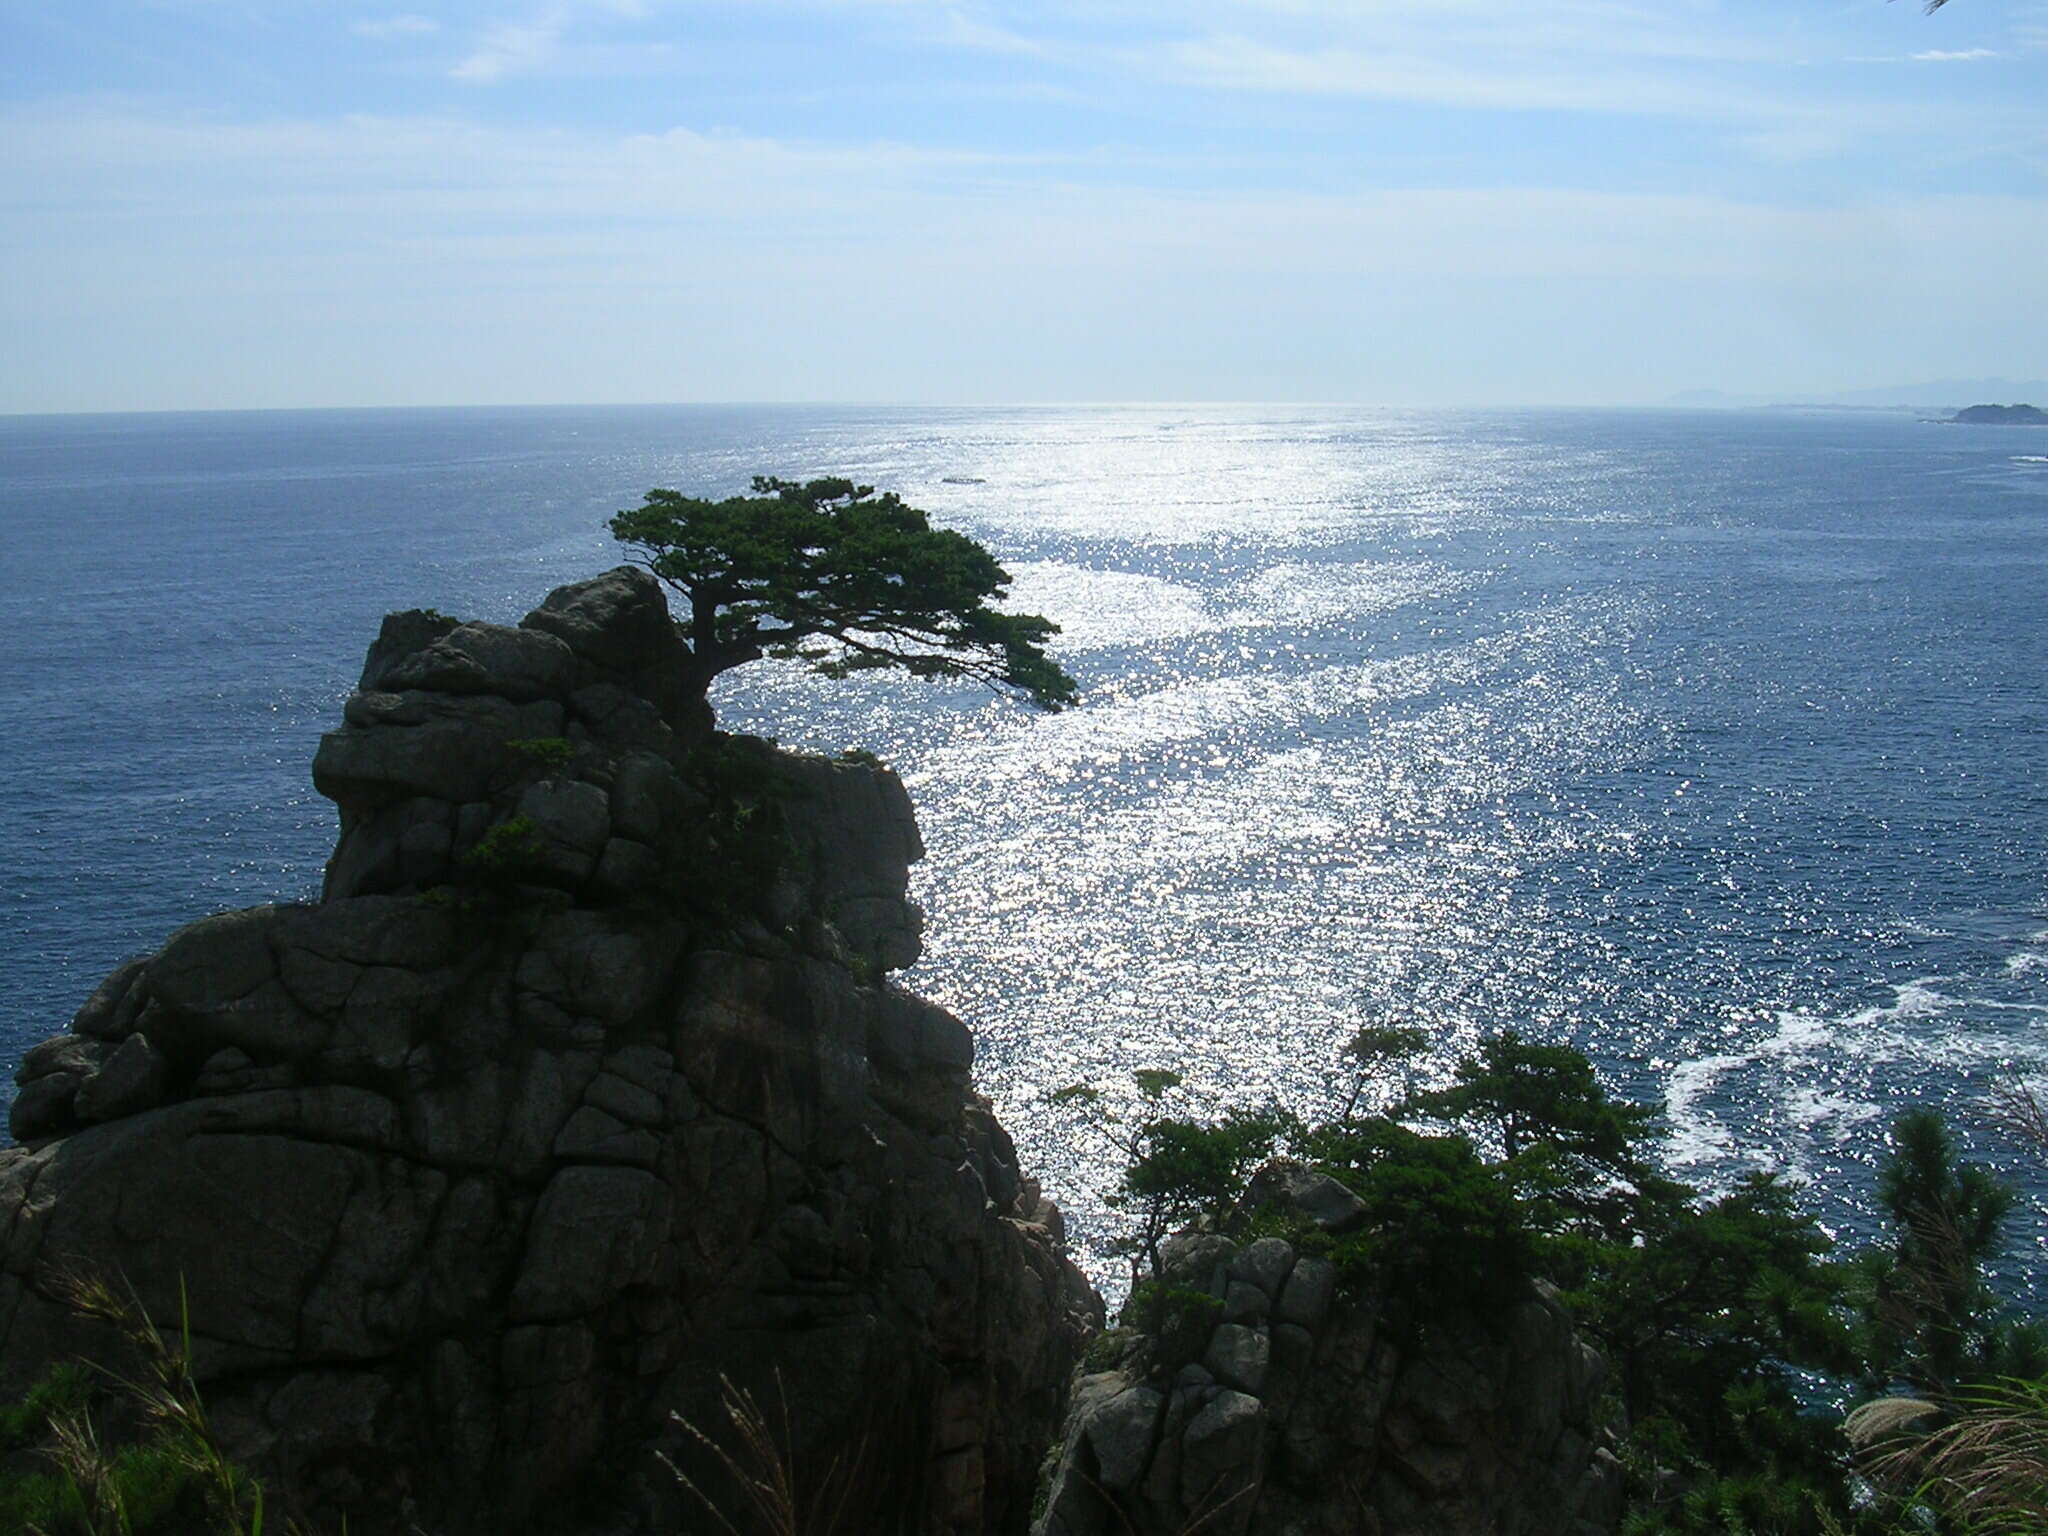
2;568;1099;1534
1033;1165;1624;1536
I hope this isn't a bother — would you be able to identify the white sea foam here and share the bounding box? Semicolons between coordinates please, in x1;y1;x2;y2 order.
1783;1086;1882;1137
1660;970;2048;1182
2010;926;2048;976
1665;1009;1834;1168
1886;980;1952;1022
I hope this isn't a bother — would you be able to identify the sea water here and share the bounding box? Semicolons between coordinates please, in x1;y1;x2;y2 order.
3;403;2045;1289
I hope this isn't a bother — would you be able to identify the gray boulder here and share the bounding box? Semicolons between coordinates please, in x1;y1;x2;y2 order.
520;566;678;673
380;622;579;703
358;609;461;690
1236;1159;1370;1234
297;573;930;983
72;1032;169;1123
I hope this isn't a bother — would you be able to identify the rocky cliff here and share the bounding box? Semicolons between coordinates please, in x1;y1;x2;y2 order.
0;568;1100;1534
1033;1164;1624;1536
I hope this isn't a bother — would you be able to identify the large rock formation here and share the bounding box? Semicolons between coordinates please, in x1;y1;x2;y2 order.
1;568;1100;1534
1033;1163;1624;1536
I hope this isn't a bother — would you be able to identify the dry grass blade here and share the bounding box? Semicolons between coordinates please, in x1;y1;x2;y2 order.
1985;1076;2048;1164
1842;1396;1940;1449
1857;1379;2048;1534
654;1436;746;1536
44;1407;125;1536
35;1265;270;1535
663;1374;876;1536
1070;1461;1259;1536
1071;1470;1143;1535
1868;1197;1982;1392
1177;1472;1258;1535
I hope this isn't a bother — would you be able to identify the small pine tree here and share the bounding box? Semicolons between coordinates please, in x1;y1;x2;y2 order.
1860;1107;2018;1392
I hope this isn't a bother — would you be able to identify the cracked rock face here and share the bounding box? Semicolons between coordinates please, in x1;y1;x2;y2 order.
1;567;1101;1535
1033;1166;1623;1536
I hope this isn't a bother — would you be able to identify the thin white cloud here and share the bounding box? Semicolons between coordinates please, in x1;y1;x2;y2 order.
5;102;2046;410
1912;48;1999;61
937;10;1046;55
1214;0;1780;65
453;18;563;80
8;101;2043;281
353;15;440;40
1152;33;1772;119
452;0;656;82
0;102;1053;218
1734;117;1857;164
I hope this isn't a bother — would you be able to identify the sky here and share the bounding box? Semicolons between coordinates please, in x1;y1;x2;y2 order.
1;0;2043;411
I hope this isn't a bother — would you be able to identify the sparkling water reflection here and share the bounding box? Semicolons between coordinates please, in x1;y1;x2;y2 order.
3;403;2045;1294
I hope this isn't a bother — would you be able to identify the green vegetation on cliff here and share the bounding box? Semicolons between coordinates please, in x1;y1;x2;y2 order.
1075;1029;2047;1536
0;1278;270;1536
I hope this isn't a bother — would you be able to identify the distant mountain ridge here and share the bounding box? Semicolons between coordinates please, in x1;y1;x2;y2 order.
1668;378;2048;411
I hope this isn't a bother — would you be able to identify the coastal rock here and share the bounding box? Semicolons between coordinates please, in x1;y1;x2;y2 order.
71;1031;169;1123
0;569;1099;1536
1238;1159;1370;1234
519;565;679;673
1033;1227;1621;1536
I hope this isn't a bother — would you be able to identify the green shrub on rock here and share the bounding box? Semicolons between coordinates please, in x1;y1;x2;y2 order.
1121;1283;1226;1375
1087;1028;2048;1535
460;814;542;878
1054;1071;1295;1284
0;1280;271;1536
506;736;577;771
1310;1119;1537;1313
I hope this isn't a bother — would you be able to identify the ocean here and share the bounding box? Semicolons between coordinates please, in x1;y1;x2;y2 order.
3;403;2046;1288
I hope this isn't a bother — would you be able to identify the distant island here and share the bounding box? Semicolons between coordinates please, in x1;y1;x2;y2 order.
1949;402;2048;425
1666;378;2048;412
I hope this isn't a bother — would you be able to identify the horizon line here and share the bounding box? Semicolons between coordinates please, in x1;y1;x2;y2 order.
0;395;1980;422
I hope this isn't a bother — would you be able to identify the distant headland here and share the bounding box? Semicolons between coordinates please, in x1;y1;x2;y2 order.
1665;377;2048;412
1948;402;2048;425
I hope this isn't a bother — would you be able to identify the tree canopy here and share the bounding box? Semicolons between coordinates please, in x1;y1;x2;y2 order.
609;475;1078;711
1407;1027;1654;1174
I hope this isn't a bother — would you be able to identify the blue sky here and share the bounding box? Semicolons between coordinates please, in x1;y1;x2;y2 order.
2;0;2043;410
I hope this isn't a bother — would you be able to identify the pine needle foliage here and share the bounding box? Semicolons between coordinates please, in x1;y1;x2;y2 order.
611;476;1078;711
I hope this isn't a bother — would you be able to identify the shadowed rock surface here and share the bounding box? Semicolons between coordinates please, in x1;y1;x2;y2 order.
2;568;1101;1534
1033;1164;1624;1536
